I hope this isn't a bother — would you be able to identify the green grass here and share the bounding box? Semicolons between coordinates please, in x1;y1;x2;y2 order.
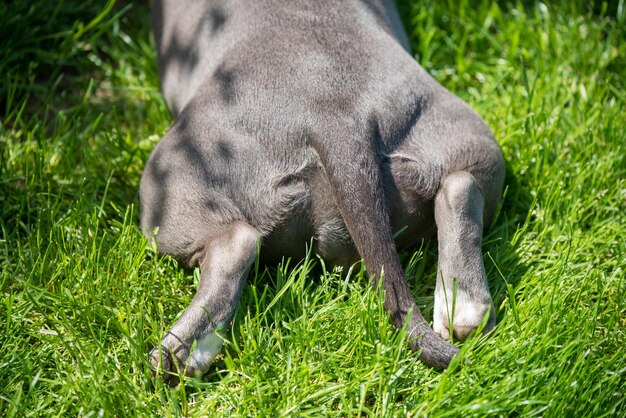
1;0;625;416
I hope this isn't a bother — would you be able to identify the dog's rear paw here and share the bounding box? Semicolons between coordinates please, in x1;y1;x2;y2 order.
149;329;224;386
149;346;182;386
433;296;495;341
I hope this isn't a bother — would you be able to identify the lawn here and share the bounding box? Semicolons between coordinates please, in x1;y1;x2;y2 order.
1;0;624;416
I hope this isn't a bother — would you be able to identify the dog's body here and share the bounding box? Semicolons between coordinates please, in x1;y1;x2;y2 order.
141;0;505;380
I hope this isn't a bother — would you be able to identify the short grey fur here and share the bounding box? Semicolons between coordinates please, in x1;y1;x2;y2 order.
141;0;505;381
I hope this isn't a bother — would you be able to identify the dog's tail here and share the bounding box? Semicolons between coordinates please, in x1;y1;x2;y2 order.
310;120;459;369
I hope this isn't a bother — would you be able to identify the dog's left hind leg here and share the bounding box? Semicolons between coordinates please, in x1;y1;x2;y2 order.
150;221;259;384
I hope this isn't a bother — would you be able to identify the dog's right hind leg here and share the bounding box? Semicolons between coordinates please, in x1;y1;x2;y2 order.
150;221;259;385
433;171;495;341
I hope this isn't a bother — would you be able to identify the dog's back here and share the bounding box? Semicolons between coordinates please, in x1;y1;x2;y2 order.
151;0;411;116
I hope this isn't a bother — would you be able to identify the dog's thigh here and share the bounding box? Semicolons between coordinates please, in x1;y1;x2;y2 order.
139;129;245;266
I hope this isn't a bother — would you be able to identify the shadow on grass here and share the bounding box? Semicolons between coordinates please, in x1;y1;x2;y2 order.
0;0;163;237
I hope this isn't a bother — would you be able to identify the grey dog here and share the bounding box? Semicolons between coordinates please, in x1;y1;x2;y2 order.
140;0;505;380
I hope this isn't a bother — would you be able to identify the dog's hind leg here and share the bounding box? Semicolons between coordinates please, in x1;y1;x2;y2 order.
433;171;495;340
150;221;259;384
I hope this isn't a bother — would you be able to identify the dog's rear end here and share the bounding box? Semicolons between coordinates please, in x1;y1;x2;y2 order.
141;0;504;382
